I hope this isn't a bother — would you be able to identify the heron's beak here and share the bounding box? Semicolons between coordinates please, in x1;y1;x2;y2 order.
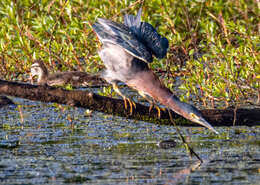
196;117;219;135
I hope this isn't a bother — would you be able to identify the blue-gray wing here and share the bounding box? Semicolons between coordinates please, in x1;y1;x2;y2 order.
92;18;153;63
124;8;168;59
140;22;169;59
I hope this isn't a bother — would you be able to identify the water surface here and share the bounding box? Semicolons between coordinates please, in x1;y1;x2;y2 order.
0;97;259;184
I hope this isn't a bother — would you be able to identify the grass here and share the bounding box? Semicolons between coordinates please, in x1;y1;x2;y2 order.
0;0;259;108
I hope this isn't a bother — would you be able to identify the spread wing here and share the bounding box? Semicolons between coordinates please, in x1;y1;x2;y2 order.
92;18;153;63
124;8;168;59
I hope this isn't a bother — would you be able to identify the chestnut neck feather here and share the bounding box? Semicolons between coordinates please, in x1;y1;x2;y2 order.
126;70;185;116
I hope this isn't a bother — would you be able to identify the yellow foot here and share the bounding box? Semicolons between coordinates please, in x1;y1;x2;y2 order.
123;97;136;115
138;91;161;118
149;103;162;119
112;83;136;115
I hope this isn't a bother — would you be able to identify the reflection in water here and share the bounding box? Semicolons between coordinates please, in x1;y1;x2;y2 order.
0;97;259;184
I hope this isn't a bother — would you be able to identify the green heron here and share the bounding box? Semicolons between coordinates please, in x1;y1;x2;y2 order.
92;8;218;134
30;60;103;87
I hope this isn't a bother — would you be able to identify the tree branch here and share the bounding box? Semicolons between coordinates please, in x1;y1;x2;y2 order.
0;79;259;126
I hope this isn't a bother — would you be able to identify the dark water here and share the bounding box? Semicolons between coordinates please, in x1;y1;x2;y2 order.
0;97;259;184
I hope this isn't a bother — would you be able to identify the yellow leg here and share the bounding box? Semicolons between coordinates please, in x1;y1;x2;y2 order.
112;83;136;115
138;91;161;119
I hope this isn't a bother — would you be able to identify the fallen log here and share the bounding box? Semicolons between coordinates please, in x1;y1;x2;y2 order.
0;79;259;126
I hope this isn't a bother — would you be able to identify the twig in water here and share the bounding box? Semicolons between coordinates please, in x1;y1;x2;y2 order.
17;105;24;128
168;109;203;163
233;104;238;126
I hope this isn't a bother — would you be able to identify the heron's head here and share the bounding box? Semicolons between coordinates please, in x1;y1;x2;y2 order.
30;60;48;84
168;97;219;134
185;104;218;134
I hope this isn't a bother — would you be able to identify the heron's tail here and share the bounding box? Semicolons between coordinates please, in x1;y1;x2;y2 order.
124;8;142;35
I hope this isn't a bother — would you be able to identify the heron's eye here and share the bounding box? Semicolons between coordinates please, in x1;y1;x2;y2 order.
190;113;199;120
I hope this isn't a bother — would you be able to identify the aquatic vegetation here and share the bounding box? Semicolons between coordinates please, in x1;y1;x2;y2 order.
0;0;258;108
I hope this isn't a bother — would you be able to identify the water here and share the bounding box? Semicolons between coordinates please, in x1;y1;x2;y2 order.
0;97;259;184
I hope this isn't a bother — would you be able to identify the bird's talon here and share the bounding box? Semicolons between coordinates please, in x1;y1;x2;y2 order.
126;98;135;115
132;101;136;109
127;98;133;115
148;102;161;118
155;106;161;119
123;98;128;110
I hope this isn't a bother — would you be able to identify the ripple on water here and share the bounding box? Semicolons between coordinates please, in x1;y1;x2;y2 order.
0;97;259;184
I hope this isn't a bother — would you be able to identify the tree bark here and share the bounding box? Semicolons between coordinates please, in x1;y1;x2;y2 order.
0;79;259;126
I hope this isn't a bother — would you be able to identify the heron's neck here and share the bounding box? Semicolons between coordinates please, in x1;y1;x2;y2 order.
126;70;185;116
163;93;185;116
146;84;183;115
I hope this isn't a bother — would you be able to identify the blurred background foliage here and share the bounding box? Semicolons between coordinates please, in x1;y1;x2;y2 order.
0;0;259;108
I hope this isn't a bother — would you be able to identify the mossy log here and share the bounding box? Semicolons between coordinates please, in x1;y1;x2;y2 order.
0;79;259;126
